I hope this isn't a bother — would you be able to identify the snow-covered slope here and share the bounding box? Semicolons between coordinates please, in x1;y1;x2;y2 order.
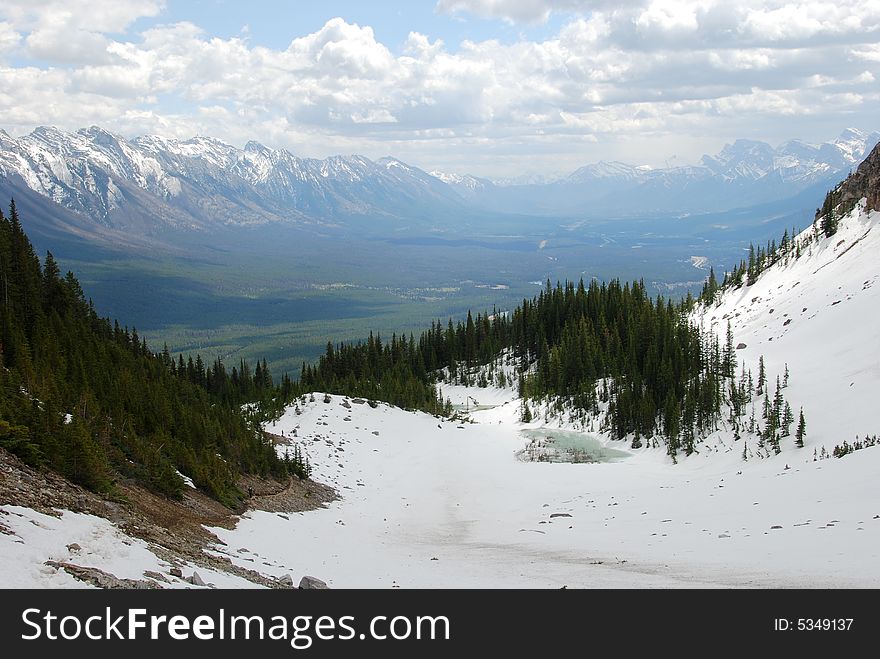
0;505;259;588
209;387;880;588
697;200;880;445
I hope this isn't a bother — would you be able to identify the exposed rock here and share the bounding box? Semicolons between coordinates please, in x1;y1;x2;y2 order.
170;567;183;578
66;542;82;552
550;513;573;519
189;571;206;586
299;575;329;589
46;561;161;589
278;574;295;587
351;399;366;405
736;343;747;350
144;570;170;583
836;139;880;214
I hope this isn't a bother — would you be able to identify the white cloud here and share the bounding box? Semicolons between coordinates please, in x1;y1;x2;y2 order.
0;2;878;176
0;22;20;56
2;0;164;64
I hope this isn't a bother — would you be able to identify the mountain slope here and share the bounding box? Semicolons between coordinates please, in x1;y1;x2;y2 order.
696;147;880;445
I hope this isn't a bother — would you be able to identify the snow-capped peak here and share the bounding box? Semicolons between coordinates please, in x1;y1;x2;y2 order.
0;125;465;232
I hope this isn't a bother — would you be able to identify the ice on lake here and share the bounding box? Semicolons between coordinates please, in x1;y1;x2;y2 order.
518;428;631;464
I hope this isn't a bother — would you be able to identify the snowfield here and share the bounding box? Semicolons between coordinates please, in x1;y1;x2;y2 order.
214;388;880;588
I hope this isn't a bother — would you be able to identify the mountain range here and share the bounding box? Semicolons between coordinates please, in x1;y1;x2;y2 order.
0;125;465;241
434;128;880;215
0;125;877;245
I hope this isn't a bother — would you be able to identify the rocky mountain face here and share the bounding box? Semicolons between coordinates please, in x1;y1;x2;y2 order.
0;126;465;236
835;139;880;214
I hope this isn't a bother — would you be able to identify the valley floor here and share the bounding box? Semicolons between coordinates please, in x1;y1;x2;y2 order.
211;385;880;588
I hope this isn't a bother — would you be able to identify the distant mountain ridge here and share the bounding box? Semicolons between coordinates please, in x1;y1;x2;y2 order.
0;125;877;243
433;128;880;216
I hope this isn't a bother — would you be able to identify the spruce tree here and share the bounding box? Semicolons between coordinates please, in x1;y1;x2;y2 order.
795;409;806;448
781;401;794;437
821;205;838;238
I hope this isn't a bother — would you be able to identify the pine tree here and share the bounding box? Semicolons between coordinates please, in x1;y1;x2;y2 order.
781;401;794;437
723;321;736;378
520;400;532;423
772;376;784;427
795;409;806;448
821;205;838;237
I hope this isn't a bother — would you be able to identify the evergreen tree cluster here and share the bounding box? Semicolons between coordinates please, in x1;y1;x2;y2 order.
831;435;878;459
298;275;812;462
512;279;708;455
699;224;810;305
299;334;452;416
699;181;854;309
0;202;304;506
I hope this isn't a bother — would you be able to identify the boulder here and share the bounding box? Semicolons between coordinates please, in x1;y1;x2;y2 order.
170;567;183;578
189;571;206;586
299;575;329;589
278;574;295;587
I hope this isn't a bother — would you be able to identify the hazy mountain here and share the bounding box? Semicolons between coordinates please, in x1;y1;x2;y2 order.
1;125;876;247
433;128;880;216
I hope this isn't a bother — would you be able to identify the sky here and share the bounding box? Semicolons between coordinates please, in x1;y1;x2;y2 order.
0;0;878;178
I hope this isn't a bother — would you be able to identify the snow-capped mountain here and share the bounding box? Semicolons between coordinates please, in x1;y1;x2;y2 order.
428;170;494;200
2;124;876;241
0;126;466;236
435;128;880;215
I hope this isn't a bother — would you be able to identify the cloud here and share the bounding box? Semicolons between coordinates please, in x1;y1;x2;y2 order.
0;22;20;56
0;3;878;176
435;0;640;25
2;0;164;64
